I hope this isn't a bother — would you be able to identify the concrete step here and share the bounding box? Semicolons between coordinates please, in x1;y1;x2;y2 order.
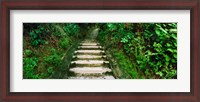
67;39;115;79
73;55;106;59
78;46;102;49
81;40;97;43
75;50;104;54
80;43;98;46
71;60;109;65
69;67;112;74
69;76;115;79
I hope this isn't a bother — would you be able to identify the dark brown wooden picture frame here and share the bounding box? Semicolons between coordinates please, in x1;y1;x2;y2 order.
1;0;199;102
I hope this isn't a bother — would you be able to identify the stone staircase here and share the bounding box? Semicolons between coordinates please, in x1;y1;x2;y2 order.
69;39;115;79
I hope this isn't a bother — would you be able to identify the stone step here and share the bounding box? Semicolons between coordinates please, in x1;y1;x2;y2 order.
75;50;104;54
80;43;99;46
69;76;115;79
71;64;109;67
67;39;115;79
81;40;97;43
73;55;106;59
71;60;109;65
78;46;102;49
69;67;112;74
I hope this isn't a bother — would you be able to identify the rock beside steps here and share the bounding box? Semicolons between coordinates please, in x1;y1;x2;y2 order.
68;40;115;79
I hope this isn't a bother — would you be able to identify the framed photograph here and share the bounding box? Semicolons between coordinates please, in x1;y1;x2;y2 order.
1;0;199;101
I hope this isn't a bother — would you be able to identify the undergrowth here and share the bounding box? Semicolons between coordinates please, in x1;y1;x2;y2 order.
23;23;82;79
97;23;177;79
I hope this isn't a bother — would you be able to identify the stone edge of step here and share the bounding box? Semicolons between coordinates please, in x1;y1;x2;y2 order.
75;50;104;52
69;76;115;79
71;60;109;64
73;55;106;58
69;67;112;74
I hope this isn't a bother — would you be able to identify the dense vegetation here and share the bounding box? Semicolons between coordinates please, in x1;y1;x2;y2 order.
97;23;177;79
23;23;84;79
23;23;177;79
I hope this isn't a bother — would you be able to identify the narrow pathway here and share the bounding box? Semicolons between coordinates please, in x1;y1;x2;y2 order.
69;39;115;79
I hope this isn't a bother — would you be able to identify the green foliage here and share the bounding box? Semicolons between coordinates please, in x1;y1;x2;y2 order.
47;67;54;74
64;24;80;37
98;23;177;79
59;38;69;49
29;24;46;46
23;57;40;79
23;23;177;79
24;49;32;56
112;50;138;79
44;50;62;67
23;23;81;79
